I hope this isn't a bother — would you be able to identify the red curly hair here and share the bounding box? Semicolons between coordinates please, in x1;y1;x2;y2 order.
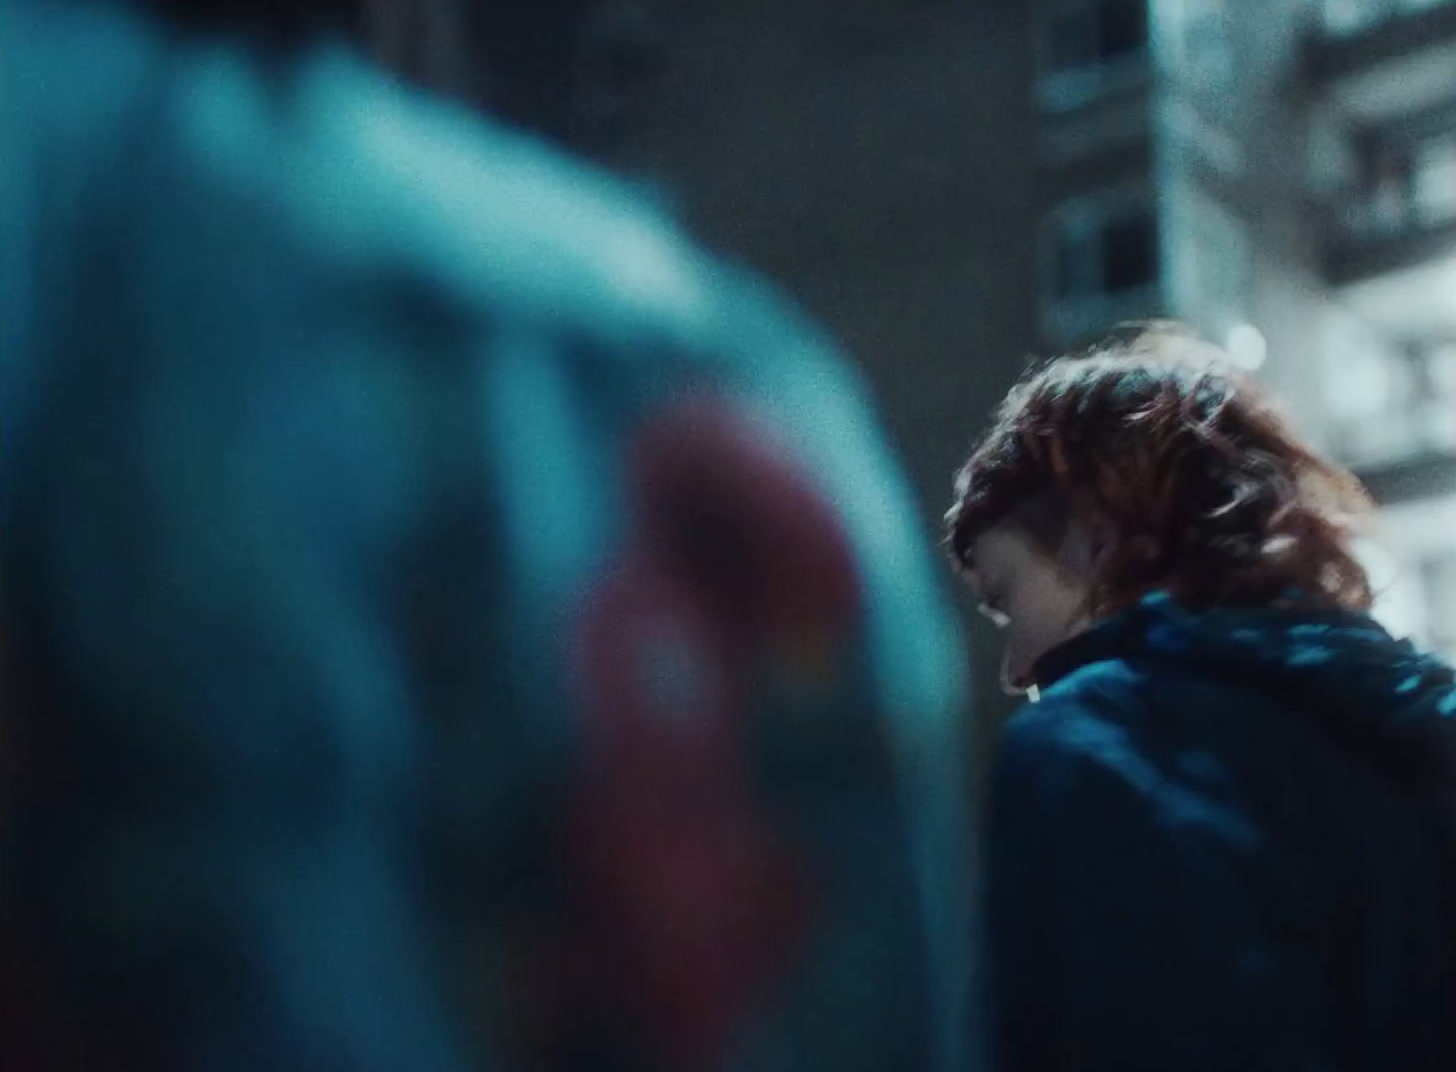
944;323;1376;617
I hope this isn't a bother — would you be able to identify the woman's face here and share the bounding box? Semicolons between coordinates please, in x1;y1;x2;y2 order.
968;521;1096;695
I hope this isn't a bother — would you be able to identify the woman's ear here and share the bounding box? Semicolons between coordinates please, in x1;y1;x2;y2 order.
1054;515;1106;580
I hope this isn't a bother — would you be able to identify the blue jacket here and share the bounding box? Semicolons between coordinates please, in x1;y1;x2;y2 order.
987;593;1456;1072
0;3;971;1070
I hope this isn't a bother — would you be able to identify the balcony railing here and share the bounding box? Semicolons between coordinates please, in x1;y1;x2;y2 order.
1327;342;1456;473
1306;0;1456;120
1320;0;1455;40
1339;159;1456;238
1323;136;1456;281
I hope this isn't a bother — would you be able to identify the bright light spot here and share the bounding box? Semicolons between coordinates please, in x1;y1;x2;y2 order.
1325;348;1395;419
1354;538;1424;641
1322;0;1371;36
1224;322;1268;370
1353;537;1400;595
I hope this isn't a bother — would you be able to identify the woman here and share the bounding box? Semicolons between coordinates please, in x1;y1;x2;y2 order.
945;324;1456;1072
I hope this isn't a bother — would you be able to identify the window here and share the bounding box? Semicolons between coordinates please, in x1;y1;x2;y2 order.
1320;336;1456;466
1040;188;1162;341
1102;213;1158;292
1047;202;1159;301
1096;0;1147;62
1037;0;1150;111
1042;0;1147;77
1346;135;1456;238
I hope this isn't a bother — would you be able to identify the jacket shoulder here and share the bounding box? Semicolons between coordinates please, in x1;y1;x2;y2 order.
1000;659;1266;848
181;48;717;343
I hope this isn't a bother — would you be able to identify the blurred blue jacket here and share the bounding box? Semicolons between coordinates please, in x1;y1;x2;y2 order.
987;592;1456;1072
0;3;972;1070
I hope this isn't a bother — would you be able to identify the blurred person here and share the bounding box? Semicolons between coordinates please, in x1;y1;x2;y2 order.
944;324;1456;1072
0;1;972;1070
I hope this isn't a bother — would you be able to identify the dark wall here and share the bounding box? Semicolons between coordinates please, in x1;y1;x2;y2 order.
594;0;1043;753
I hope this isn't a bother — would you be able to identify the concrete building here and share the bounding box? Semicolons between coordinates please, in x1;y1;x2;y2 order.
1302;0;1456;661
1027;0;1456;660
550;0;1456;685
363;0;1455;716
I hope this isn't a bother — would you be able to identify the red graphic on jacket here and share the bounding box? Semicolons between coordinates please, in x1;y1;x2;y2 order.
568;395;861;1066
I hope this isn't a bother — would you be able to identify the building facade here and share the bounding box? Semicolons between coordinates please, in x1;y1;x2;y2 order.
360;0;1455;705
1030;0;1456;660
